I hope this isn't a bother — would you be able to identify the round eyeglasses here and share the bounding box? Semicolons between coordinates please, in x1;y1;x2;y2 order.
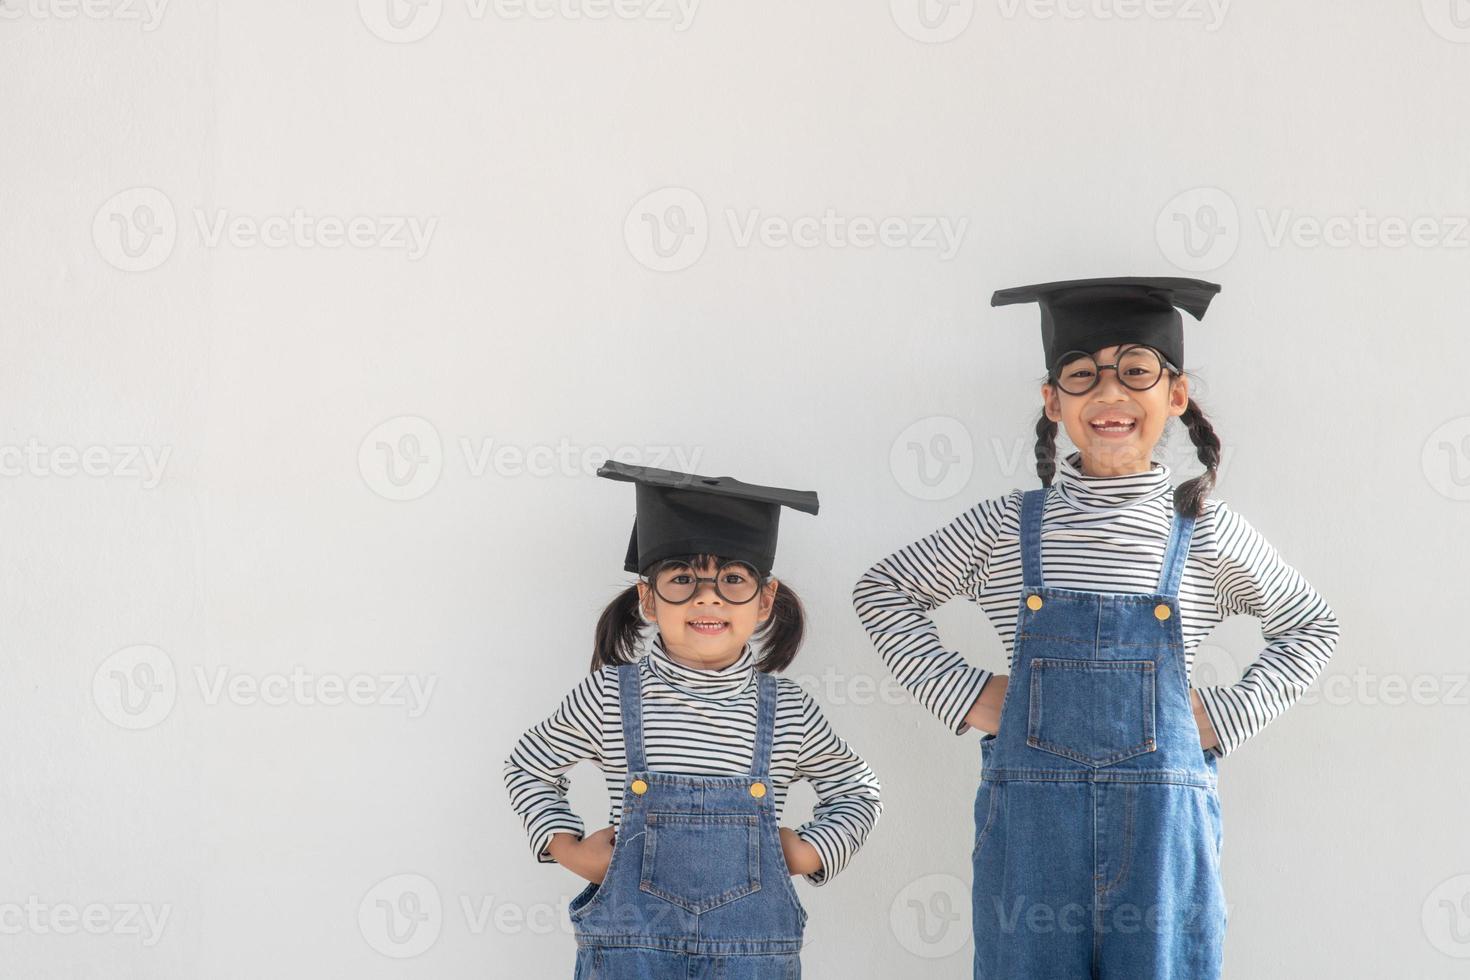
647;559;764;605
1050;344;1178;396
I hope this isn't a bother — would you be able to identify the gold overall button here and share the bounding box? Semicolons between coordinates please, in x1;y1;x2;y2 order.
1026;594;1043;611
1154;603;1171;621
749;781;767;799
630;778;648;795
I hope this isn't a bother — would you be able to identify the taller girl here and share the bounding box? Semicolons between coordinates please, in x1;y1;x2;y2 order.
852;276;1340;979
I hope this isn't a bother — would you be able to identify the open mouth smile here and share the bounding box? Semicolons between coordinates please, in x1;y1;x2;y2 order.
687;619;730;636
1089;417;1138;437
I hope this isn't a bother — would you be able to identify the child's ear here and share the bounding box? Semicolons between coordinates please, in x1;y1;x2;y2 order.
1040;383;1059;421
757;576;779;621
635;581;657;623
1169;373;1190;415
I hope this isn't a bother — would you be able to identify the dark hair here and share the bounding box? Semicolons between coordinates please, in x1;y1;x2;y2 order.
591;553;806;673
1034;364;1220;518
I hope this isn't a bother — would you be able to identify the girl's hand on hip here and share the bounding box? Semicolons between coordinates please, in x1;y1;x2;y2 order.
547;827;616;883
1189;688;1221;752
778;827;822;876
964;674;1009;735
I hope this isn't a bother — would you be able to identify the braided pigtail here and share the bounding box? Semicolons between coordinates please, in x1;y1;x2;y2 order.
1033;403;1061;487
1172;396;1222;519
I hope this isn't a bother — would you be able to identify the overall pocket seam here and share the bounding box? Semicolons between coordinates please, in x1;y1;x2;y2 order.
1027;657;1157;767
972;782;1000;860
639;812;761;914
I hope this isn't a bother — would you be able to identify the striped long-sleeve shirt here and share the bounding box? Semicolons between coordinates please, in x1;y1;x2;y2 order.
504;631;882;886
851;450;1340;758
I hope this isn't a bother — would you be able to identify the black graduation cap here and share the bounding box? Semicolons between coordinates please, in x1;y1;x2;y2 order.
596;460;820;576
990;276;1221;376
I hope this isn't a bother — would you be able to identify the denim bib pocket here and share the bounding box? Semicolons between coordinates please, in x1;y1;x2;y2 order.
640;811;761;913
1027;657;1156;766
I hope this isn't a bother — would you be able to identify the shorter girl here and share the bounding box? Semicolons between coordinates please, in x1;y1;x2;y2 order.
505;460;882;979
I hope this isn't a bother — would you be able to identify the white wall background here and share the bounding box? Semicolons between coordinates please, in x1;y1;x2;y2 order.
3;1;1469;976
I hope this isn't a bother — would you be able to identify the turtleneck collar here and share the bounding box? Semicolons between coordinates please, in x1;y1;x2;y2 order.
645;630;756;700
1052;450;1173;514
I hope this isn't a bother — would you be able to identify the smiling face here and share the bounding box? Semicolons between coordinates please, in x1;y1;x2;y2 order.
637;555;778;670
1042;343;1190;477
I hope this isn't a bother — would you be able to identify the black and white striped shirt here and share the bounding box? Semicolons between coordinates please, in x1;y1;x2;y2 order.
504;632;882;885
851;451;1340;758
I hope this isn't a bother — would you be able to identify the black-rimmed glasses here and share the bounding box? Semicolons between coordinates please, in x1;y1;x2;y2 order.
647;559;764;604
1050;344;1179;396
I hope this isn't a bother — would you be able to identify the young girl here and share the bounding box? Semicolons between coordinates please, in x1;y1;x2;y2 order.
505;460;882;979
852;277;1340;979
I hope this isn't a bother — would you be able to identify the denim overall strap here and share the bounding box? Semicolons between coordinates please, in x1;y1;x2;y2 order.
749;671;776;779
1155;498;1197;598
617;662;645;772
1020;486;1047;590
1024;485;1197;597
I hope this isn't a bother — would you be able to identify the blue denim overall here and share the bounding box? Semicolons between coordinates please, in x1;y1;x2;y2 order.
973;486;1227;979
569;662;807;979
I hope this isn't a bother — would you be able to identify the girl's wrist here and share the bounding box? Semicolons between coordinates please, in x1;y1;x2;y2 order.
546;832;580;863
779;827;823;875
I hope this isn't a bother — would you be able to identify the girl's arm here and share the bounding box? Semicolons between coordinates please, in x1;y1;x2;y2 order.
851;493;1014;734
503;669;611;862
788;689;883;886
1195;501;1342;758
